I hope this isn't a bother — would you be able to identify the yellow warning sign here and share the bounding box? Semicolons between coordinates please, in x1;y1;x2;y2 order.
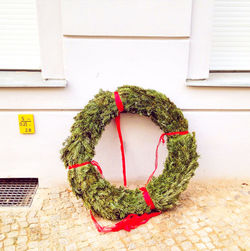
18;114;35;134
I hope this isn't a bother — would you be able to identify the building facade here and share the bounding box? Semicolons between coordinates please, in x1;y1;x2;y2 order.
0;0;250;187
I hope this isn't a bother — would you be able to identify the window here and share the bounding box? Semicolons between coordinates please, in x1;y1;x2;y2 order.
187;0;250;87
210;0;250;71
0;0;40;70
0;0;66;87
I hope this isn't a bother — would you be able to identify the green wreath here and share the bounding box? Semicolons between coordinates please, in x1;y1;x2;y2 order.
61;85;198;221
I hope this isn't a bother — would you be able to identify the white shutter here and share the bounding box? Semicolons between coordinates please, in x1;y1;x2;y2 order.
0;0;40;69
210;0;250;71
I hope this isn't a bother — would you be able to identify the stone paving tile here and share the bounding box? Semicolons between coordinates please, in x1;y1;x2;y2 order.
0;180;249;251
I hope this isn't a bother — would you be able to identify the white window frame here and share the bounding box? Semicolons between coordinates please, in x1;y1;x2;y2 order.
0;0;66;87
187;0;250;87
187;0;214;80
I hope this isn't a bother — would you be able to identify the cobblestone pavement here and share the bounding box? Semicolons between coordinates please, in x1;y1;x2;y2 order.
0;180;249;251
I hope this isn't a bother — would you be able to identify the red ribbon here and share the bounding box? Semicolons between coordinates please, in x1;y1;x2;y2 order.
90;210;161;233
69;160;103;177
114;91;127;187
139;187;155;210
69;160;161;233
114;91;124;112
146;131;189;185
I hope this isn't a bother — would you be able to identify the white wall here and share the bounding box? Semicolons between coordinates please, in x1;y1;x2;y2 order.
0;112;73;187
1;38;250;110
1;111;250;187
61;0;192;37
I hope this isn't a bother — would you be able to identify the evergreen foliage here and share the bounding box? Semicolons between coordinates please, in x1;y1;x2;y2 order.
61;85;199;220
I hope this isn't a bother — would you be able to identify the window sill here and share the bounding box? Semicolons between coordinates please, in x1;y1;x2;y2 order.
186;72;250;87
0;71;67;88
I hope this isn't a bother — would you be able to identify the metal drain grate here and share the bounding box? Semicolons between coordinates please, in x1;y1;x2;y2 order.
0;178;38;207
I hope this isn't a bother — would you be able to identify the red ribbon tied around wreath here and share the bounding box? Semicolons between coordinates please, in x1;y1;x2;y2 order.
114;91;127;187
68;91;189;233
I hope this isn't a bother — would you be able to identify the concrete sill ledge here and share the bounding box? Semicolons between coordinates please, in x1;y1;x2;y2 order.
187;72;250;87
0;71;67;88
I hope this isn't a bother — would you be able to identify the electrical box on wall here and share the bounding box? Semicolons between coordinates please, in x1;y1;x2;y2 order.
18;114;35;134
